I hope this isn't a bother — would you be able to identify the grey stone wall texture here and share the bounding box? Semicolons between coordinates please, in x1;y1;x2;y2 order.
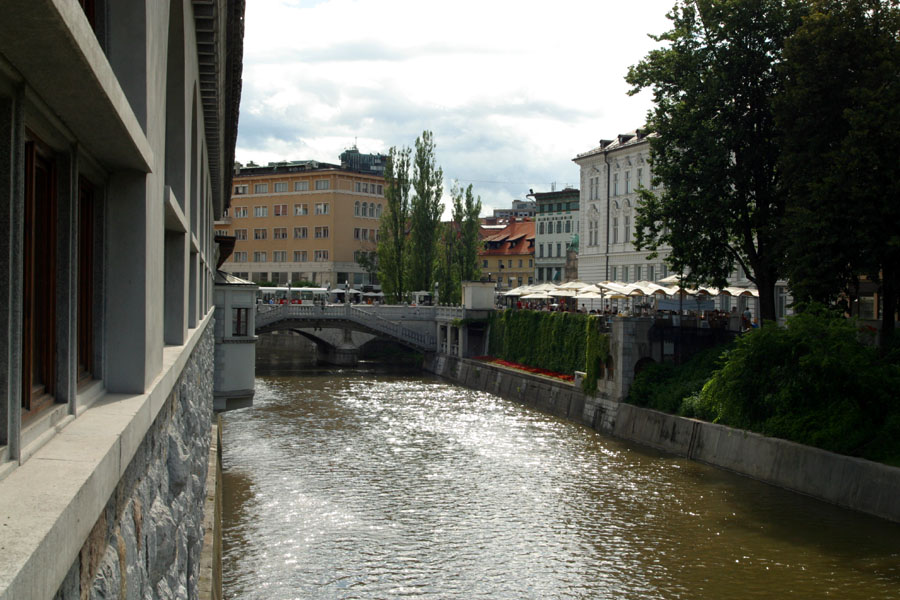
54;325;214;599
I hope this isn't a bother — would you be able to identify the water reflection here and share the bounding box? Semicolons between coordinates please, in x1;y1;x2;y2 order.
222;372;900;599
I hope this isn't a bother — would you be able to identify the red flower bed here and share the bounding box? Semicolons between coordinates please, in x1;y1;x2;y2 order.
472;356;575;382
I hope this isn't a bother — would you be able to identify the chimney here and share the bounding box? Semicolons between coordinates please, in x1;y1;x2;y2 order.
509;215;516;225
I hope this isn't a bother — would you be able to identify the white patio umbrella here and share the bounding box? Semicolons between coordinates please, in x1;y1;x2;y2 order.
556;280;589;291
549;288;577;297
520;292;553;300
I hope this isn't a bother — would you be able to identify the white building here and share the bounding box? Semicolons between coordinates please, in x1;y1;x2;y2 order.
532;188;580;283
575;130;671;284
0;1;243;597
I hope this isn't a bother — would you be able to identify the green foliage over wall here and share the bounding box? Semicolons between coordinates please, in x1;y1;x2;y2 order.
629;306;900;465
583;318;611;394
487;310;609;392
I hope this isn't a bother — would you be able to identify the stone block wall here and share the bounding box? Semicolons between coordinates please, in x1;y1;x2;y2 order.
54;326;214;599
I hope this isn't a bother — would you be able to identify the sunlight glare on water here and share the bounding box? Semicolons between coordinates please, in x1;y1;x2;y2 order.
222;372;900;599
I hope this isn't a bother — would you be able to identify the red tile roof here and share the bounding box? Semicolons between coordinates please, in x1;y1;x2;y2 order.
480;219;535;256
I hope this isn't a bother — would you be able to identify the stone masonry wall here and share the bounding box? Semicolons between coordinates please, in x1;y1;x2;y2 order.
54;324;215;599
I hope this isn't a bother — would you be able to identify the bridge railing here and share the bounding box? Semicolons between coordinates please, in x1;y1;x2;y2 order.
254;303;437;350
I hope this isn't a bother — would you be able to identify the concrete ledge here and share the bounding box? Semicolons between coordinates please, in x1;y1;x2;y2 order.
0;313;213;600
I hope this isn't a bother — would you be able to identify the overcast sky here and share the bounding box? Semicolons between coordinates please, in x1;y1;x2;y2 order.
235;0;675;216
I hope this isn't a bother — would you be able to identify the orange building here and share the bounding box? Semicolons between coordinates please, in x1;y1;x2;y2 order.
215;158;385;287
479;218;535;290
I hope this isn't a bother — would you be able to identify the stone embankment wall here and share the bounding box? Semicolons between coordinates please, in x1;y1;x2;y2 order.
424;354;900;524
54;327;215;599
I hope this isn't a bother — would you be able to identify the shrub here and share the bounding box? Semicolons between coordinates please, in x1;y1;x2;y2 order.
700;305;900;461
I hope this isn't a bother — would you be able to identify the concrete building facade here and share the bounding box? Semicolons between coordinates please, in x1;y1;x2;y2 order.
215;160;385;287
574;130;672;284
0;1;242;597
532;188;580;283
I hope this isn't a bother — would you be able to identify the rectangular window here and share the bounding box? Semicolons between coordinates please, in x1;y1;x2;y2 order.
233;251;248;263
273;251;287;262
78;178;94;380
538;267;544;281
293;250;308;262
483;259;488;268
539;244;544;258
556;243;562;257
273;227;287;239
625;171;631;194
232;307;249;336
315;202;329;215
625;216;631;242
315;226;329;239
254;183;268;194
353;228;360;240
507;259;512;268
612;266;617;281
253;251;267;262
294;227;308;239
518;259;523;268
315;179;330;190
234;184;248;195
623;266;629;282
355;182;361;192
233;206;247;218
274;204;288;216
637;168;643;189
254;205;268;217
613;217;619;243
253;228;267;240
22;142;57;419
315;250;329;261
377;185;383;195
635;265;641;281
361;229;369;240
234;228;247;240
274;182;288;193
294;203;308;216
648;265;655;281
613;173;619;196
294;181;309;192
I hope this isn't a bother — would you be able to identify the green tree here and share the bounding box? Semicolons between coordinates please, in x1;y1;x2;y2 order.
377;146;412;303
626;0;805;323
433;181;484;305
777;0;900;342
407;130;444;293
455;181;483;285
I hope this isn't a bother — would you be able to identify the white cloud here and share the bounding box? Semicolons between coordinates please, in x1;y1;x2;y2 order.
236;0;674;215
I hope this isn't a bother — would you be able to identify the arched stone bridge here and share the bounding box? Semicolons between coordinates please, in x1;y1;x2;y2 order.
255;304;448;361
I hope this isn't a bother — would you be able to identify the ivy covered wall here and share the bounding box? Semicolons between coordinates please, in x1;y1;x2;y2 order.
487;310;609;393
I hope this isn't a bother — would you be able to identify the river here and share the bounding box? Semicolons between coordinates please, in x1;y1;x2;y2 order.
221;370;900;599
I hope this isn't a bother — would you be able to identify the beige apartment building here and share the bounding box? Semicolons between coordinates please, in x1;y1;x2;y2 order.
215;158;385;287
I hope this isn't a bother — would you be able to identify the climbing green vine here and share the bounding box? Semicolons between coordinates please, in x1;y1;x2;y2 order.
486;310;609;393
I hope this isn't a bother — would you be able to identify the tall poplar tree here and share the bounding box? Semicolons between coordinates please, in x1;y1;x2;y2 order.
407;130;444;293
434;181;483;305
377;146;412;303
626;0;804;323
455;181;483;285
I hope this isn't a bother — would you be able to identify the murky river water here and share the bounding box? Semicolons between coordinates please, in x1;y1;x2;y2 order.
222;371;900;599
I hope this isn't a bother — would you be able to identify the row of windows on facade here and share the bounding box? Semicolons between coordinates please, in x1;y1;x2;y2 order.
537;267;563;282
232;250;331;263
230;202;328;217
537;243;568;259
537;220;574;235
587;168;653;201
610;264;669;282
227;201;383;219
234;180;385;196
224;226;377;241
481;258;535;269
538;202;579;213
586;216;633;246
